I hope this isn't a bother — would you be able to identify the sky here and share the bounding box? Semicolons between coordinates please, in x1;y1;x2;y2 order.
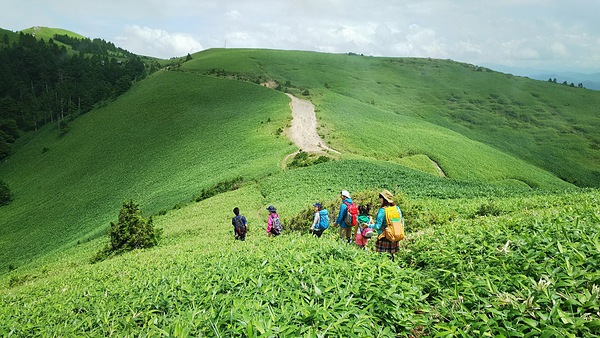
2;0;599;74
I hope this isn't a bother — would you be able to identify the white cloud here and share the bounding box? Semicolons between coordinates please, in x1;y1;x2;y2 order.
1;0;599;72
550;42;568;57
225;10;241;20
116;25;203;58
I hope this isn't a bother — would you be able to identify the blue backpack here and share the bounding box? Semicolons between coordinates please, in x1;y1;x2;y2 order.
318;209;329;230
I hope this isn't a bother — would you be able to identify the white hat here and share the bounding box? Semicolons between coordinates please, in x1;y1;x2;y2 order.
341;190;351;198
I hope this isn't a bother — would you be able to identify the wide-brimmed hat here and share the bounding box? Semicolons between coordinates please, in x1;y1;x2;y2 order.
266;205;277;212
340;190;351;198
379;189;394;203
313;203;322;208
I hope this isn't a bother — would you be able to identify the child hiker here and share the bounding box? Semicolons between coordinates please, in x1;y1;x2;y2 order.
309;203;329;238
355;204;374;249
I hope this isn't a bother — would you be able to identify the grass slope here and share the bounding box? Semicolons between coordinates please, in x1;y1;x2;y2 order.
183;49;600;187
1;171;597;336
0;28;20;44
0;70;294;271
0;47;598;336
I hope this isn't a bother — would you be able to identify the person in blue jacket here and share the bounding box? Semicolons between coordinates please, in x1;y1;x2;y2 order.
309;202;329;238
370;190;402;261
335;190;355;244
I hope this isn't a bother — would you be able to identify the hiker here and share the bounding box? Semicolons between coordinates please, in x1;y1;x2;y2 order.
357;204;373;227
266;205;283;237
309;202;329;238
371;190;403;261
355;205;374;249
355;225;374;249
334;190;356;244
232;207;248;241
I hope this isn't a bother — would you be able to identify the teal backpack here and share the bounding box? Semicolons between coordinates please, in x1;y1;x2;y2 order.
318;209;329;230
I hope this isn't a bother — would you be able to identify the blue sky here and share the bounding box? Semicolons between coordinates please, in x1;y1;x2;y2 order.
3;0;599;74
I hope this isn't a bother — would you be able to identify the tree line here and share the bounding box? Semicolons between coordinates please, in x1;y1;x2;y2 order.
547;77;584;88
0;31;160;160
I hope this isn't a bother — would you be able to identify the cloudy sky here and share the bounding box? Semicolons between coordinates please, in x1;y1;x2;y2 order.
2;0;599;74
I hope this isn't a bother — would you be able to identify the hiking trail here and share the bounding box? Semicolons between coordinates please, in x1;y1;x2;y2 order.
283;94;339;169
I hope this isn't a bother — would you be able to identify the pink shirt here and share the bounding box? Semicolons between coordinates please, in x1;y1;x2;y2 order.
267;213;279;233
355;231;368;247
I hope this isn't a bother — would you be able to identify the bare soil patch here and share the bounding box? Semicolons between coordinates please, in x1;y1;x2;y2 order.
284;94;338;154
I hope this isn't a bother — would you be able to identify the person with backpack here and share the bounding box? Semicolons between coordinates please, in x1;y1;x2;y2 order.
266;205;282;237
309;202;329;238
371;190;405;261
231;207;248;241
334;190;357;244
355;204;374;249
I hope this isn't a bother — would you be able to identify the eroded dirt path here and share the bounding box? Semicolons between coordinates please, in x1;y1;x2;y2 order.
285;93;338;154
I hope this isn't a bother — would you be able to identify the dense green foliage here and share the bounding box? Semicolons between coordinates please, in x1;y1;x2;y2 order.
287;150;332;169
193;176;244;203
1;186;597;337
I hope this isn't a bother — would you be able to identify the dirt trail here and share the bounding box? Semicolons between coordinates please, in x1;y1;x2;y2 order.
284;94;338;154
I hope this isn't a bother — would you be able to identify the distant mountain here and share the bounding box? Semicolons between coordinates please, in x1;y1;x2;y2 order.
481;63;600;90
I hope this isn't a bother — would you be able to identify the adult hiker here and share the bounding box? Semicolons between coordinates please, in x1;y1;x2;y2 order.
371;190;405;261
231;207;248;241
309;202;329;238
266;205;283;237
334;190;357;244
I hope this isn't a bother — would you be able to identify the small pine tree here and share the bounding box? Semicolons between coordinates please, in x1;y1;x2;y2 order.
92;200;162;262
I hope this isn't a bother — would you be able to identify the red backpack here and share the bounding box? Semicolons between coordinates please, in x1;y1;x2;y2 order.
343;201;359;226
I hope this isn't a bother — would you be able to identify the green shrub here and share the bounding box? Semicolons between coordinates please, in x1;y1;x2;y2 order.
0;179;12;206
8;274;32;288
92;200;162;263
194;177;243;202
475;200;502;216
287;151;332;169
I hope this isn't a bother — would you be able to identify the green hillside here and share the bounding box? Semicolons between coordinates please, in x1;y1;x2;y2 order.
182;49;600;187
0;70;294;270
0;28;20;43
1;48;599;336
20;26;86;41
1;177;598;336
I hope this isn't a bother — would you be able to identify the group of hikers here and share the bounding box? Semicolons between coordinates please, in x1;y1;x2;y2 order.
231;189;405;260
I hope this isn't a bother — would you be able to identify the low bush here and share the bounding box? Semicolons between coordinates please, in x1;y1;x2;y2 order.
194;177;243;202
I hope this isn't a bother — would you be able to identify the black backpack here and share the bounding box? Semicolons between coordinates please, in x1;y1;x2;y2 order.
233;215;247;237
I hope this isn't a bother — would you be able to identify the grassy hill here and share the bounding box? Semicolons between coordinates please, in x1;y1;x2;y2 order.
0;70;294;271
182;49;600;187
1;48;599;336
0;28;20;44
20;26;86;41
